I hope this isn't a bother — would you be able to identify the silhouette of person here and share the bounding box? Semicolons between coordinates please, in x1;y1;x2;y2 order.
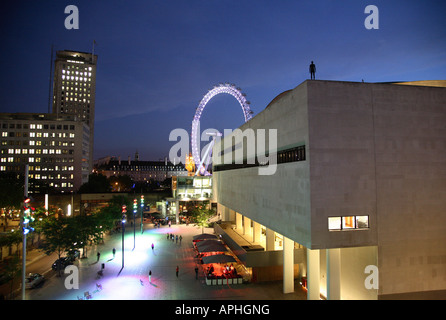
309;61;316;80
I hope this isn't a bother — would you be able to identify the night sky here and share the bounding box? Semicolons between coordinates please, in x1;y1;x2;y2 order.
1;1;445;162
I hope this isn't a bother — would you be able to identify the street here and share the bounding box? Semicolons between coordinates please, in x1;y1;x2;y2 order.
17;223;306;300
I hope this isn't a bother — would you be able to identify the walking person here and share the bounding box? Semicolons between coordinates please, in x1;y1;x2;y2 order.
149;270;152;283
176;266;179;278
175;235;178;244
112;248;116;258
151;243;154;251
179;235;182;245
97;252;100;262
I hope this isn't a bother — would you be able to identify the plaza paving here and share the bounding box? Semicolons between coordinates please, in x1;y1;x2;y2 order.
24;223;307;301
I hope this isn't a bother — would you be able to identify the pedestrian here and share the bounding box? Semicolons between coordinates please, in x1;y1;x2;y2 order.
112;248;116;258
175;235;178;244
167;233;169;240
195;266;198;279
149;270;152;283
97;252;100;262
176;266;179;278
179;235;182;244
151;243;154;251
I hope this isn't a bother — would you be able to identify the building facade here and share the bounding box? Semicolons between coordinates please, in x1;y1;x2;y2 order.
95;155;189;182
212;80;446;299
52;50;97;172
0;113;90;193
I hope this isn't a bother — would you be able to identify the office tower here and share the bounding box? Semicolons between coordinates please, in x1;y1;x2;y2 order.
0;113;90;193
52;50;97;173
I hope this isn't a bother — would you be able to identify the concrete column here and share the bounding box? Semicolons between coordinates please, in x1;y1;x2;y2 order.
229;209;236;222
283;236;294;294
252;221;261;244
265;228;275;251
307;248;320;300
326;248;341;300
223;206;230;221
217;203;224;221
236;212;243;231
243;216;251;236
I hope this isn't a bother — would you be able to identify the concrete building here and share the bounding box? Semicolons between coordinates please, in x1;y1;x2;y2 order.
52;50;97;172
212;80;446;299
0;112;90;193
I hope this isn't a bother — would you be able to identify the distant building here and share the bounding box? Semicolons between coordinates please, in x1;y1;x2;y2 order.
95;153;188;182
52;50;97;173
0;112;90;193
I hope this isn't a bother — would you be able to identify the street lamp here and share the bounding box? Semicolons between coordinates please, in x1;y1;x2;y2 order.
133;198;137;250
121;205;127;270
140;195;144;234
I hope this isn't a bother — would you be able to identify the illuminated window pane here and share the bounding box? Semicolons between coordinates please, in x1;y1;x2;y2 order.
328;217;341;230
356;216;369;229
342;216;355;229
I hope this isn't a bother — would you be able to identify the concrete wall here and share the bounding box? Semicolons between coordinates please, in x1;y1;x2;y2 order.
214;82;312;247
307;81;378;249
372;83;446;297
214;80;446;298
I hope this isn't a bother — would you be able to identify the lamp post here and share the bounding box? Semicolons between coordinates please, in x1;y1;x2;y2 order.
140;195;144;234
121;205;127;270
21;164;32;300
133;198;137;250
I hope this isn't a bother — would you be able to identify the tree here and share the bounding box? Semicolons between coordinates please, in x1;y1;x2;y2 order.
0;172;24;230
190;206;215;234
3;255;21;299
39;216;77;276
78;173;111;193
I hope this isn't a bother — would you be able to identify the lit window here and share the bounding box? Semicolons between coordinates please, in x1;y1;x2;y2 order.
342;216;355;229
356;216;369;229
328;217;341;230
328;215;369;231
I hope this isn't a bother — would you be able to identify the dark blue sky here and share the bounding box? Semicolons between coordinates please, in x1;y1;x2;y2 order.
1;1;445;161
